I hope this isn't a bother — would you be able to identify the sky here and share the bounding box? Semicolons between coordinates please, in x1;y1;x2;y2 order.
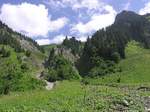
0;0;150;45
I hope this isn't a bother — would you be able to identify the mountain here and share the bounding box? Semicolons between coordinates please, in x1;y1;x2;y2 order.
114;11;150;47
0;21;44;53
78;11;150;76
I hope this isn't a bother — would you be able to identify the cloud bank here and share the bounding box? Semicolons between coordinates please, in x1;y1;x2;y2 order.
139;1;150;15
0;2;68;37
0;1;118;45
71;5;116;35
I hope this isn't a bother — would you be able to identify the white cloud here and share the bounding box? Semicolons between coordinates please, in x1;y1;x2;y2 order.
49;34;68;44
0;2;68;37
50;17;69;32
72;0;103;10
36;39;51;45
43;0;116;42
139;1;150;15
49;34;87;44
36;35;67;45
44;0;103;11
36;34;87;45
71;5;117;35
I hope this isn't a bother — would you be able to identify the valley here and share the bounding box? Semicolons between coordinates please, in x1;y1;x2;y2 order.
1;11;150;112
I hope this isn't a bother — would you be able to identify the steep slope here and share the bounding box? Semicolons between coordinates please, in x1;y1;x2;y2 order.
0;21;43;52
0;21;46;94
0;21;46;69
114;11;150;47
78;11;150;76
86;41;150;84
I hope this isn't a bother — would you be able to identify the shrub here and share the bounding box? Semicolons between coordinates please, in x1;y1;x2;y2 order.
44;55;81;81
111;52;121;63
0;51;44;94
57;65;81;80
81;78;89;85
117;78;121;83
88;66;106;77
25;50;31;57
0;63;22;94
21;63;29;71
88;58;120;77
43;69;58;82
0;46;11;57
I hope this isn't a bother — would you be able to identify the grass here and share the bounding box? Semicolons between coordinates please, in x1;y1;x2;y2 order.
0;80;147;112
0;81;84;112
0;41;150;111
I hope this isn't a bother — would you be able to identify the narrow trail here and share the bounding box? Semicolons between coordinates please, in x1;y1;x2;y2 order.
45;81;54;90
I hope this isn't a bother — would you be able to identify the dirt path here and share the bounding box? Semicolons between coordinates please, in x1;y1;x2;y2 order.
45;81;54;90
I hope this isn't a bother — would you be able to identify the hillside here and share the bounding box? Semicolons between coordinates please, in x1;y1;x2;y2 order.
0;21;47;94
84;41;150;84
77;11;150;76
0;21;43;52
0;21;46;68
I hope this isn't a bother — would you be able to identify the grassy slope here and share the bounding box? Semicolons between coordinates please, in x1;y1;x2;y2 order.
86;41;150;84
0;80;148;112
0;45;45;91
0;41;150;111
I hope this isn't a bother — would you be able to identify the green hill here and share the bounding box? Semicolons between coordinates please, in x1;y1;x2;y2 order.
85;41;150;84
0;21;46;94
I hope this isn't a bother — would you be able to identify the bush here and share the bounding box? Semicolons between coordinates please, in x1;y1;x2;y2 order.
25;50;31;57
0;82;10;95
16;74;46;91
43;65;81;82
88;66;106;77
44;55;81;81
43;69;58;82
21;63;29;71
0;64;22;94
0;51;44;94
0;46;11;57
88;58;120;77
117;78;121;83
111;52;120;63
81;78;89;85
57;65;81;80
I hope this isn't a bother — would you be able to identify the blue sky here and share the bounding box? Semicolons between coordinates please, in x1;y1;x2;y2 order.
0;0;150;45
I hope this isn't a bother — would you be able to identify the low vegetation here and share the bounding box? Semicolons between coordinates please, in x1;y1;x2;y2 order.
0;45;45;95
0;81;149;111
